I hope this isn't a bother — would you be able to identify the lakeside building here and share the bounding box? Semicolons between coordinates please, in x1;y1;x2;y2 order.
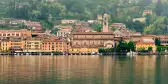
42;36;70;53
70;13;115;53
136;35;156;52
24;38;42;52
130;32;142;43
70;32;115;53
155;35;168;46
0;39;10;52
8;37;25;52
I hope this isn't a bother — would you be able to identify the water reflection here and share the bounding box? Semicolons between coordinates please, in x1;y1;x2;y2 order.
0;55;168;84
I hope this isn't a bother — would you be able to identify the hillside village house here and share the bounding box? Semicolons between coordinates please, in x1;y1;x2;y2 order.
61;19;77;24
97;14;103;20
0;20;6;25
142;10;153;16
133;18;146;23
0;29;32;39
9;19;26;25
56;25;72;30
110;23;126;29
24;21;42;32
57;29;71;38
87;20;98;24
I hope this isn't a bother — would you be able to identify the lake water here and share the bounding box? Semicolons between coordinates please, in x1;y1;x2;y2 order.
0;55;168;84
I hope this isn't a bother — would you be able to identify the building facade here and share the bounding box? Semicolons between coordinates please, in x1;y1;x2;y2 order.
8;38;25;52
57;29;71;38
0;29;31;39
42;37;69;53
0;40;10;52
24;39;42;52
70;32;115;53
61;20;77;24
136;37;156;52
156;35;168;46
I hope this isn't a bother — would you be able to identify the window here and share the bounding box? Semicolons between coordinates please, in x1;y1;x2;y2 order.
35;45;39;48
35;42;39;44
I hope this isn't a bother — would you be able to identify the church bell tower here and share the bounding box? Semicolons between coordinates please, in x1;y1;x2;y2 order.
102;13;109;32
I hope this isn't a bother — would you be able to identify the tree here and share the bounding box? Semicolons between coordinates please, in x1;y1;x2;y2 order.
91;24;102;32
125;21;145;33
155;0;163;16
116;40;128;52
148;46;153;52
157;46;162;52
155;38;161;46
127;41;135;52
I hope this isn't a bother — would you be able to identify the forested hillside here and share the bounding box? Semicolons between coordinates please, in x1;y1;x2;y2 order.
1;0;168;35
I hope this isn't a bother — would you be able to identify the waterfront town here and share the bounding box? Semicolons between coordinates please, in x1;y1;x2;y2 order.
0;13;167;55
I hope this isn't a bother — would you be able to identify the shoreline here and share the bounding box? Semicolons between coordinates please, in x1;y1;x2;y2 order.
0;52;167;56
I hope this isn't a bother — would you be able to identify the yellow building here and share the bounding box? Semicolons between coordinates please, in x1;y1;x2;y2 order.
24;38;42;52
97;14;103;20
136;38;156;52
0;40;10;52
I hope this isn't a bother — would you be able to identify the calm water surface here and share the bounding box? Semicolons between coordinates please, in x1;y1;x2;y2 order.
0;55;168;84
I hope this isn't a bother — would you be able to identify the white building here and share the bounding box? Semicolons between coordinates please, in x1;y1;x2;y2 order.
57;29;71;37
61;19;77;24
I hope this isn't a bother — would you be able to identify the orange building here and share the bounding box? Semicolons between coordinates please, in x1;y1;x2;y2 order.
8;38;25;52
42;36;70;53
0;29;31;39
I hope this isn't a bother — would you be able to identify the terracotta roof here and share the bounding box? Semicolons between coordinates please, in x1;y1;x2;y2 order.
58;29;71;32
72;32;114;35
